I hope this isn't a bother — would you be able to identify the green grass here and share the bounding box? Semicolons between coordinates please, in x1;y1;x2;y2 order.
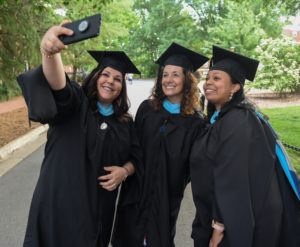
261;106;300;175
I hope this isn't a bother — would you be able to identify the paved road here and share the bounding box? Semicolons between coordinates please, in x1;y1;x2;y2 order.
0;79;195;246
0;146;43;246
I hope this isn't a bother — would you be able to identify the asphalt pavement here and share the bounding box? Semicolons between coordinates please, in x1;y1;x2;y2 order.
0;145;44;246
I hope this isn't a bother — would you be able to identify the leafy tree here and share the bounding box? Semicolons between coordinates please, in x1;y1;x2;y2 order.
185;0;287;55
101;0;138;50
1;0;299;98
0;0;134;99
56;0;137;80
0;0;57;100
54;0;113;80
253;0;300;15
251;36;300;94
129;0;296;77
205;1;266;56
127;0;198;77
216;0;300;16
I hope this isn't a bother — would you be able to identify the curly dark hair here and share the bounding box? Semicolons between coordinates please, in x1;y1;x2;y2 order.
150;66;201;116
81;65;132;123
206;75;256;120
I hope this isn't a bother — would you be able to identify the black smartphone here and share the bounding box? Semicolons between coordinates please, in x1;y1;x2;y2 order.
59;13;102;45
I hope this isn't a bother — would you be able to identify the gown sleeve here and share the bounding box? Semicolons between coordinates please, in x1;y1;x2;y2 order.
17;65;83;124
212;197;223;223
190;126;214;246
134;99;148;139
50;77;83;124
211;109;255;246
17;65;57;124
119;121;144;206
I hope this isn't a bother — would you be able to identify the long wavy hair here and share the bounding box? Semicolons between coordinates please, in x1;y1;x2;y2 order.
81;65;132;123
150;66;201;117
206;75;256;120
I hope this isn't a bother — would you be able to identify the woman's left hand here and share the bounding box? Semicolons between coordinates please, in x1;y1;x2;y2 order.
98;166;127;191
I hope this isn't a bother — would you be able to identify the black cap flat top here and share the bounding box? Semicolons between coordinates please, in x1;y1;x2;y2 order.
210;45;259;85
87;50;140;74
155;42;209;72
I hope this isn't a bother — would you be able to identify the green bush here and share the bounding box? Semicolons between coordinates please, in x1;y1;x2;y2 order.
0;84;21;102
251;37;300;94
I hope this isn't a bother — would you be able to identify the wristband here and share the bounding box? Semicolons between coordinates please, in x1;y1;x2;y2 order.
211;220;225;232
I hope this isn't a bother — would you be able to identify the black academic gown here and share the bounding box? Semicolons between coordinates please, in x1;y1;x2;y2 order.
190;107;300;247
113;100;206;247
21;67;142;247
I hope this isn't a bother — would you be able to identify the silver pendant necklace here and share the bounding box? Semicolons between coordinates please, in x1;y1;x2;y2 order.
100;121;108;130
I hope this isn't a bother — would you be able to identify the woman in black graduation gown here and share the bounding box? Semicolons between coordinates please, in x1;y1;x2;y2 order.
190;46;300;247
112;43;208;247
20;21;143;247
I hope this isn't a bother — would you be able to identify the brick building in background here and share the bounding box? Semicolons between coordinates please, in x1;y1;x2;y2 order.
284;23;300;43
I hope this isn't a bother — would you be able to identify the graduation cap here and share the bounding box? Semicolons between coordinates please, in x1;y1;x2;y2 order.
87;50;140;74
155;42;209;72
210;45;259;85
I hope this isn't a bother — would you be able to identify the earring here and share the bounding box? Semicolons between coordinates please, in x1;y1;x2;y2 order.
229;93;233;101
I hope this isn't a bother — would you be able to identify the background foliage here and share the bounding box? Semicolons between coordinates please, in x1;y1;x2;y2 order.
0;0;299;100
252;36;300;94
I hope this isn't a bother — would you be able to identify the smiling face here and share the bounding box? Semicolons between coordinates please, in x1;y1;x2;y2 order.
204;70;240;110
97;67;123;106
161;65;185;104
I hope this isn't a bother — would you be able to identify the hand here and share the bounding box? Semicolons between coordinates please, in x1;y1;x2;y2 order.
209;229;224;247
40;20;73;56
98;166;127;191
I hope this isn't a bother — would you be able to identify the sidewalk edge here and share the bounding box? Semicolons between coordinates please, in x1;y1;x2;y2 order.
0;125;48;161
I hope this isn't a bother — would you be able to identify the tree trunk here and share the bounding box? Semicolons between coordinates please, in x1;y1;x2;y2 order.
296;78;300;93
73;65;77;81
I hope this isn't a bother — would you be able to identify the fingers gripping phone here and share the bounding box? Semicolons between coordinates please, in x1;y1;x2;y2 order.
59;14;102;45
